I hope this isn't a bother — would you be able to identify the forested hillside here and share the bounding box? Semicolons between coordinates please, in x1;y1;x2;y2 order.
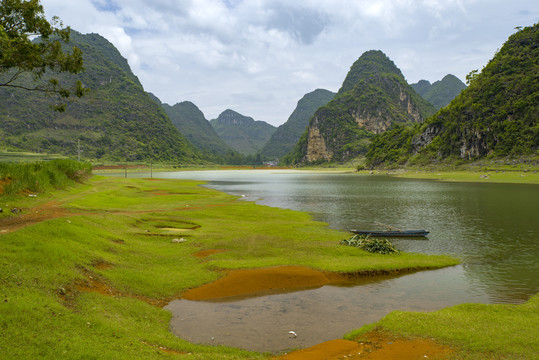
366;24;538;167
282;50;435;164
0;31;199;162
411;74;467;110
157;99;233;159
260;89;334;159
210;110;276;155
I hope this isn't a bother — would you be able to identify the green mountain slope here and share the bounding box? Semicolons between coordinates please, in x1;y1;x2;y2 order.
283;50;435;164
411;74;467;110
210;110;276;155
157;99;233;157
260;89;335;158
0;31;198;162
366;24;539;166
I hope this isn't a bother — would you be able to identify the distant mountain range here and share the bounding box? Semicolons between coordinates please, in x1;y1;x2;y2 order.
154;98;234;158
210;110;276;155
2;24;534;166
0;31;198;162
411;74;467;110
366;24;538;166
283;50;435;164
260;89;335;159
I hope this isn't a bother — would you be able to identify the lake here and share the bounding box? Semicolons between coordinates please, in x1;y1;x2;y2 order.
117;170;539;351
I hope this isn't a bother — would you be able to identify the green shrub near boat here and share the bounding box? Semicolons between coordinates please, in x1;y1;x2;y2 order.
341;234;400;254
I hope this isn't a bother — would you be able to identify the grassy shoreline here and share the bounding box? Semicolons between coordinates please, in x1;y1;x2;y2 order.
2;173;536;359
381;169;539;184
345;294;539;359
94;164;539;185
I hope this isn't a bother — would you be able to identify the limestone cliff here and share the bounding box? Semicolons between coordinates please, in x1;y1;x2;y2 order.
260;89;334;158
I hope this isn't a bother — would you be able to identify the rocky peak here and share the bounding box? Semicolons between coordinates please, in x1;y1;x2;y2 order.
214;109;256;126
338;50;404;94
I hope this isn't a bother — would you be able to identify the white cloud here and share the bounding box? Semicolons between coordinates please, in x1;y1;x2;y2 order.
40;0;539;125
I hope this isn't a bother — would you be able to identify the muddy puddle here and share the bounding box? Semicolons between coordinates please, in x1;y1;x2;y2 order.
166;265;490;353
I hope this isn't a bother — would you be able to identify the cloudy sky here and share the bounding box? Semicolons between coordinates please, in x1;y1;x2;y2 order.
40;0;537;126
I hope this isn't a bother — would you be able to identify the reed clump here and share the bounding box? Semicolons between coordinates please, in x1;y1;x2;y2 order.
0;159;91;195
341;234;400;254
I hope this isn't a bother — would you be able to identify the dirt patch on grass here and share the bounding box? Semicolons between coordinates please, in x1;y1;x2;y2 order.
0;178;11;194
0;201;72;234
277;330;453;360
68;270;171;308
181;266;347;300
192;249;227;258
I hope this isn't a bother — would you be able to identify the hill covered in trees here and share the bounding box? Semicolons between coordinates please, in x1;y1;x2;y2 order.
0;31;198;162
411;74;467;110
155;99;233;160
282;50;435;164
210;110;276;155
366;24;538;167
260;89;335;159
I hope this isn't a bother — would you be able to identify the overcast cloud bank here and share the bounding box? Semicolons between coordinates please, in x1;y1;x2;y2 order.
42;0;538;126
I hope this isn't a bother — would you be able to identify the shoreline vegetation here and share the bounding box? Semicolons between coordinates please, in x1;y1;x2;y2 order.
1;160;537;359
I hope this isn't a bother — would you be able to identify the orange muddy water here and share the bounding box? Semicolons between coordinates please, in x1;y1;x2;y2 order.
182;266;346;300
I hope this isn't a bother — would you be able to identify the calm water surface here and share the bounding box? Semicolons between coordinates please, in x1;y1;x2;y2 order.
119;170;539;352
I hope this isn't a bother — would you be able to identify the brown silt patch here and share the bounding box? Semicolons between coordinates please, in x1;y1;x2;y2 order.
0;201;72;234
278;331;453;360
192;249;227;258
182;266;345;300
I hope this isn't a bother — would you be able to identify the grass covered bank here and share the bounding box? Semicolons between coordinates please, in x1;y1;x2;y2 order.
345;294;539;359
0;160;92;196
389;169;539;184
0;175;457;359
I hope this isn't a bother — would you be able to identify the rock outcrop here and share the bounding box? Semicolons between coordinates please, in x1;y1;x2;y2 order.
260;89;334;159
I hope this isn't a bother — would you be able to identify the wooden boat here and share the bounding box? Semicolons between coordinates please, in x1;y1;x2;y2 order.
350;229;429;237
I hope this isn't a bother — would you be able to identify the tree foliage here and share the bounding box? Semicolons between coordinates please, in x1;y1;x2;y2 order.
411;74;467;110
0;0;84;110
210;109;276;155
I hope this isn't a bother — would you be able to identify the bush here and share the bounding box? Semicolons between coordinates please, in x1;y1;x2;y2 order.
0;160;92;195
340;234;399;254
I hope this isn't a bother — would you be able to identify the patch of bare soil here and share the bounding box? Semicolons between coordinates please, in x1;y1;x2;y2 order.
277;331;453;360
67;269;172;308
181;266;346;300
192;249;227;258
0;201;72;234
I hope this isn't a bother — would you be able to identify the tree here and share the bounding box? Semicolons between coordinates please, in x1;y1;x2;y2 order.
0;0;85;111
